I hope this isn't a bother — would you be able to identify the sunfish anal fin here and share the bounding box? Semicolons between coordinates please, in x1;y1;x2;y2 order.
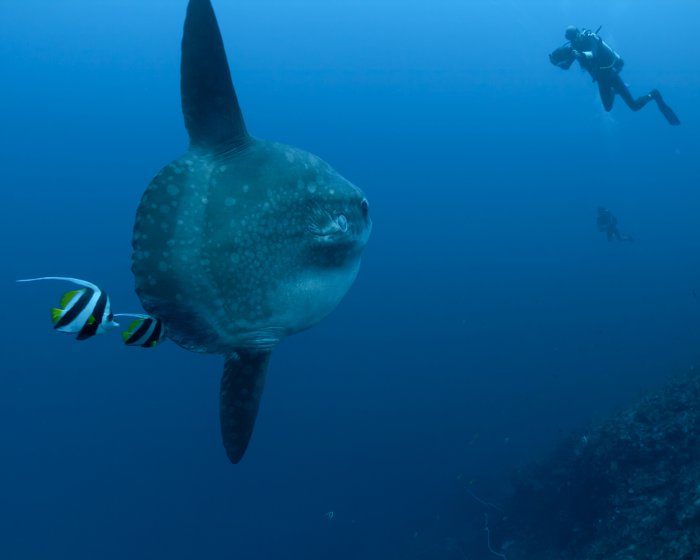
220;350;271;464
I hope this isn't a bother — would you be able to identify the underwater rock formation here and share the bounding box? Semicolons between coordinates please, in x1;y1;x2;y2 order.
501;367;700;560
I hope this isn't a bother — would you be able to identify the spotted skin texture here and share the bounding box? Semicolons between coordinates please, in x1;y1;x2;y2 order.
133;140;370;354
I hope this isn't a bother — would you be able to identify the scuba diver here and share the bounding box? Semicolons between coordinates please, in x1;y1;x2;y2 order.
549;26;680;125
597;207;634;242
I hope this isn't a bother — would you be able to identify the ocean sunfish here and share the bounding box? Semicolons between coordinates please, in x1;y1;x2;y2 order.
131;0;372;463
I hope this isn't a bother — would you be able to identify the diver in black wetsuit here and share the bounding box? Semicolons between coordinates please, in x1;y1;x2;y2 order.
597;207;634;242
549;26;680;125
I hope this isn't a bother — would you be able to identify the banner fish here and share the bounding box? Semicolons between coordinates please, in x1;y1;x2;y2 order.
17;276;119;340
114;314;166;348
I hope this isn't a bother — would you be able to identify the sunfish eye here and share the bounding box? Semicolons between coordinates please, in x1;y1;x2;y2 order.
360;198;369;217
336;214;348;232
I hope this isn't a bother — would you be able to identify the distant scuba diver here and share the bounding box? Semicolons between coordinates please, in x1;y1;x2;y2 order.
549;26;680;125
597;207;634;242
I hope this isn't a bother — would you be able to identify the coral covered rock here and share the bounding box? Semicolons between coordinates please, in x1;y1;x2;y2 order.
501;368;700;560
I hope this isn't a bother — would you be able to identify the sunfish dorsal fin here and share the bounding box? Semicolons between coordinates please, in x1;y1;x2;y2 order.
181;0;248;149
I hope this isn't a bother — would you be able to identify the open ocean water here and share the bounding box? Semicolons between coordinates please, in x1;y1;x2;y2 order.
1;1;699;558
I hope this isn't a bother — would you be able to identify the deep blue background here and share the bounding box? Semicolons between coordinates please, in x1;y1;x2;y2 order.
2;1;699;558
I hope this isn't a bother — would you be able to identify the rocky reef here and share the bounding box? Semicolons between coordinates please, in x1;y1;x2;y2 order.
499;367;700;560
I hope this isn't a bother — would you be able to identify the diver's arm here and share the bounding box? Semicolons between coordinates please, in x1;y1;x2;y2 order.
585;32;601;59
574;31;599;61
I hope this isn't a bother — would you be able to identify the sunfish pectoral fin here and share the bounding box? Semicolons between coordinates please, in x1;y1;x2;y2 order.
219;350;272;464
181;0;248;149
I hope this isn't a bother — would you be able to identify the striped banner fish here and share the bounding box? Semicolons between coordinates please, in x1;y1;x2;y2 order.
17;276;120;340
114;314;166;348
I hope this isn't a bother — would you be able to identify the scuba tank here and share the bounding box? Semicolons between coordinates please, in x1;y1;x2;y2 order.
584;27;624;72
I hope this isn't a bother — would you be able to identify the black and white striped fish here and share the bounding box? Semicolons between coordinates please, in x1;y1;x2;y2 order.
17;276;119;340
114;314;166;348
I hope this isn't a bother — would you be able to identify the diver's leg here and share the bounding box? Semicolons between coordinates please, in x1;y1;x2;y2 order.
611;73;653;111
598;80;615;112
606;226;622;241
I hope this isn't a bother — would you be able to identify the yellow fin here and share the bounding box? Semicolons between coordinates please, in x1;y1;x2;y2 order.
122;319;144;344
59;289;83;309
51;308;63;324
127;319;144;334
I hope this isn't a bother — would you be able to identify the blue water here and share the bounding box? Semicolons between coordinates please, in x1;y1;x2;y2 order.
2;1;699;558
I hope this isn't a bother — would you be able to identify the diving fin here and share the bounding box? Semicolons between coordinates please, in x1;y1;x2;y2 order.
219;350;271;463
654;93;681;126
